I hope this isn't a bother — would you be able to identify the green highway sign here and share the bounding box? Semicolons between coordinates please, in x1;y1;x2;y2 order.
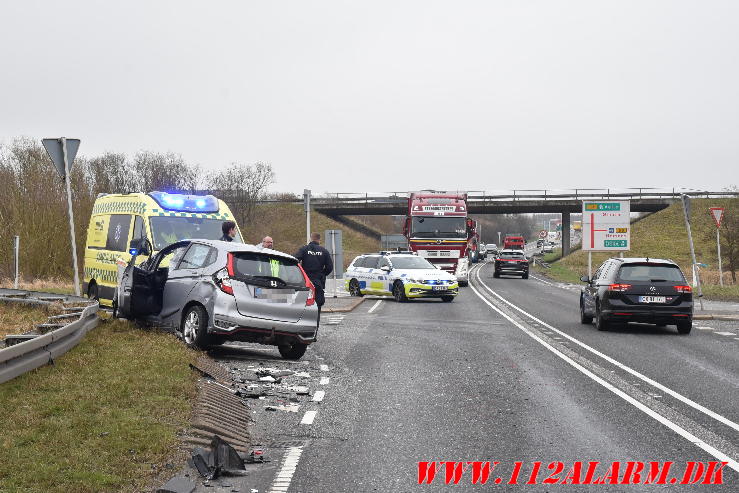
604;240;628;248
584;203;621;211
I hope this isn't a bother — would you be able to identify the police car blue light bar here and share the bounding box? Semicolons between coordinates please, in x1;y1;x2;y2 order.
149;192;219;213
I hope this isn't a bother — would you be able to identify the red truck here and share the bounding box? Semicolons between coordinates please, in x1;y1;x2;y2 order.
402;192;480;286
503;234;525;251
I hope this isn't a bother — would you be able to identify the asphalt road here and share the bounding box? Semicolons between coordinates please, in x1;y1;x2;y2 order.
211;258;738;492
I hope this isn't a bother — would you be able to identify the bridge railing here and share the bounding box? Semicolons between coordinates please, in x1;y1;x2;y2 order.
307;188;737;206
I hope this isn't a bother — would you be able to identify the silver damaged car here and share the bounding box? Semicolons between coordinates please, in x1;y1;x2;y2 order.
116;239;319;359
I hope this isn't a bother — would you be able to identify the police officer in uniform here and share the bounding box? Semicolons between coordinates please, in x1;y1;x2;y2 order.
295;232;333;325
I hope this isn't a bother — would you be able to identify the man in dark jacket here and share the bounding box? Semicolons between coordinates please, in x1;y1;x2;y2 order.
220;221;236;242
295;232;333;324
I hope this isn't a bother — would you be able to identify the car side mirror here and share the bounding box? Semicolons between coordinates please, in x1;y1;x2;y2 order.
129;238;151;257
381;265;391;272
580;275;590;283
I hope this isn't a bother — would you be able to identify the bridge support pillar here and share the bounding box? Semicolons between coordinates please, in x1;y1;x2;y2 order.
562;212;571;256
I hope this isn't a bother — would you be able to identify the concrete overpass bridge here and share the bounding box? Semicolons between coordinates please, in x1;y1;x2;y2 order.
307;188;736;255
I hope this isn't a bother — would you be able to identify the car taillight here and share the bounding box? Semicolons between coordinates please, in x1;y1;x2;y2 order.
214;253;236;295
675;285;692;293
608;283;631;292
298;265;315;306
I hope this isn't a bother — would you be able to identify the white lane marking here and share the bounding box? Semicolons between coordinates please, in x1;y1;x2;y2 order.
313;390;325;402
469;275;739;473
301;410;318;425
368;299;383;313
715;331;735;336
269;446;303;493
320;376;330;385
319;364;329;371
474;267;739;435
697;326;714;330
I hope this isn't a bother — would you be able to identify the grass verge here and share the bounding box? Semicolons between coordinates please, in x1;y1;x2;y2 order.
0;302;58;338
0;315;198;493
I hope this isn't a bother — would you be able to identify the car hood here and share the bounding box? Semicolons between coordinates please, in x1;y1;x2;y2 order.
394;268;457;281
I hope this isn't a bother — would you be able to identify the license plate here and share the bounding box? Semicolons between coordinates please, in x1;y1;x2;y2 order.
638;296;666;303
432;286;446;291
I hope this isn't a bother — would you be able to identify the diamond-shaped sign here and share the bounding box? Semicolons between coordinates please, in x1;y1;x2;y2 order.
709;207;725;228
42;138;80;180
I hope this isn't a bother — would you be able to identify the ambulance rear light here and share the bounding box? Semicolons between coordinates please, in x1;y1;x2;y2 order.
149;191;219;213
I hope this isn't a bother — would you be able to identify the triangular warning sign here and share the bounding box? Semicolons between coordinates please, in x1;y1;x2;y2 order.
709;207;725;228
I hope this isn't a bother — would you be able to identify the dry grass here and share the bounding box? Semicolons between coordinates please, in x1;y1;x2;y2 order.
0;316;198;493
0;278;75;295
0;302;60;338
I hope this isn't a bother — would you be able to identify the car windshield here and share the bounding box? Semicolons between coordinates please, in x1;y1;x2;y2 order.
231;252;304;286
149;216;242;251
411;217;466;238
389;256;435;269
617;264;685;282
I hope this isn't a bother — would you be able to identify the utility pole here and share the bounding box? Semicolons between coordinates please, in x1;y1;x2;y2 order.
304;189;311;244
681;195;703;310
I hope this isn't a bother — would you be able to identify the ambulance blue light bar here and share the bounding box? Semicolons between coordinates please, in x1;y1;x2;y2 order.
149;192;219;213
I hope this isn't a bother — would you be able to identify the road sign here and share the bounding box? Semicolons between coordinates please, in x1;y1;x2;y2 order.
581;200;630;251
539;230;547;239
42;138;80;180
709;207;725;228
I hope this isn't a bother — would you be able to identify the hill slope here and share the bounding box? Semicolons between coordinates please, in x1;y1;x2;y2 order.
244;203;381;268
541;197;738;299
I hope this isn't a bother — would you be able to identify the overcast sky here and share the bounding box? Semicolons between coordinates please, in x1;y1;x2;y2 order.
1;1;737;195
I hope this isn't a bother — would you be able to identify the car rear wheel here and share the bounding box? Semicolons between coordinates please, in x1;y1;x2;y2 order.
182;304;210;349
348;279;363;297
441;295;454;302
522;272;529;279
279;342;307;360
595;302;609;331
392;281;407;303
493;270;500;278
676;320;692;335
579;296;593;324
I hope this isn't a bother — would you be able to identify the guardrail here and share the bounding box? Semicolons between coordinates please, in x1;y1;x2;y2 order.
0;289;99;384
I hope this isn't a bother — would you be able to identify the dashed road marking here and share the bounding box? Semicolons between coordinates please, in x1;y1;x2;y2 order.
368;299;383;313
269;446;303;493
301;410;318;425
313;390;325;402
320;376;330;385
715;331;735;336
320;364;329;371
697;326;714;330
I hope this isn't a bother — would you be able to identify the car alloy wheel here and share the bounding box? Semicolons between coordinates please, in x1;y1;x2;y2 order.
579;296;593;324
595;303;609;331
393;281;407;302
183;310;199;345
349;279;363;297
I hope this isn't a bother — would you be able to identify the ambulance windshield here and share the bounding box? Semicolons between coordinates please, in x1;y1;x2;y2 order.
149;216;242;250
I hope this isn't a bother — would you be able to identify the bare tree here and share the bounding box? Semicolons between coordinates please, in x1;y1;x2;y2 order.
133;151;200;193
207;162;275;225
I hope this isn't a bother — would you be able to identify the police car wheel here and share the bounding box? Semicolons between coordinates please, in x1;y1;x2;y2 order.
182;304;210;349
349;279;363;297
392;281;407;302
441;296;454;302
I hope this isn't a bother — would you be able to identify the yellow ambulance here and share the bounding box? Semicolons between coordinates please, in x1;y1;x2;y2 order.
83;191;242;306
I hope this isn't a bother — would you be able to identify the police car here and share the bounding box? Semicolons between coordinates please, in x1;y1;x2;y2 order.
344;251;459;302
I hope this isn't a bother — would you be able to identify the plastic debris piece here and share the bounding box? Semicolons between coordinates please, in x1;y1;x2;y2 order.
293;371;311;378
190;435;246;480
157;477;196;493
246;446;266;463
258;376;276;383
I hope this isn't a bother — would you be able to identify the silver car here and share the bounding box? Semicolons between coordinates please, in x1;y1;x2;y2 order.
116;239;319;359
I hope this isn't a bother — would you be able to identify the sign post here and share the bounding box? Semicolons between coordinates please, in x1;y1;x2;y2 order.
42;137;81;297
581;200;631;279
710;207;725;287
13;235;20;289
303;189;311;244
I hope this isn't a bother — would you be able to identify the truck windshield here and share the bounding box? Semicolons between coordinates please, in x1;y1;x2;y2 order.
149;216;242;251
411;217;466;238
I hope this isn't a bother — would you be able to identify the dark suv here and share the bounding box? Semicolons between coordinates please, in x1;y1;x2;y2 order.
493;249;529;279
579;258;693;334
